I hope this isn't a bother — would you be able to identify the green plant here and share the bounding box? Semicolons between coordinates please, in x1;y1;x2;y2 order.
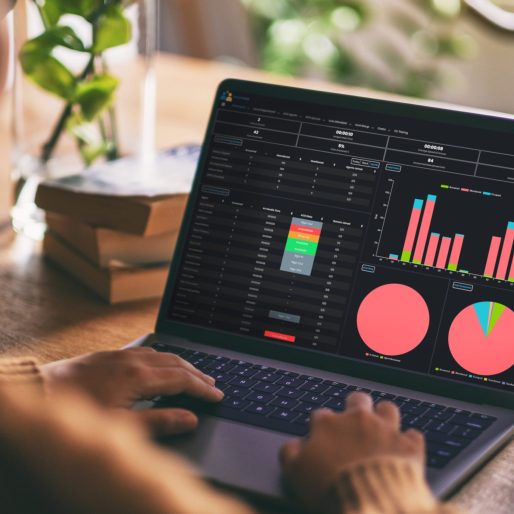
241;0;476;98
20;1;134;166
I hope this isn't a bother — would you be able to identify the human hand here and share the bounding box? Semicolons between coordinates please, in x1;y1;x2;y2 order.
280;393;425;513
41;347;223;436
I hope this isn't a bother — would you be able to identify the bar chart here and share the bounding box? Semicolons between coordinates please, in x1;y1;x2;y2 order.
384;191;514;282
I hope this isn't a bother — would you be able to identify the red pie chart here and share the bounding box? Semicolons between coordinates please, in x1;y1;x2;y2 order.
448;302;514;376
357;283;430;356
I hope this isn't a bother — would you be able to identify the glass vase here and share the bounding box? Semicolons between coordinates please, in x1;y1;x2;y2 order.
11;0;158;239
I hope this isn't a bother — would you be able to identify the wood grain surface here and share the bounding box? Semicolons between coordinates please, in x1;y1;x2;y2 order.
0;53;512;512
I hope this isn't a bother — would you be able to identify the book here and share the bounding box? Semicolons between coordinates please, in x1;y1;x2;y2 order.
35;145;199;236
46;213;178;268
43;231;169;304
36;187;188;236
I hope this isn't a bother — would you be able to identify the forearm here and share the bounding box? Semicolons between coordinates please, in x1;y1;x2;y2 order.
326;458;462;514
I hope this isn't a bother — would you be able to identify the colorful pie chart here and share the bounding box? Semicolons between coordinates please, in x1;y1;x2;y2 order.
448;302;514;376
357;283;430;356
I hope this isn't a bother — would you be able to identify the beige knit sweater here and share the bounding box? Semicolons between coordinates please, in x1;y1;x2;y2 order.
0;358;462;514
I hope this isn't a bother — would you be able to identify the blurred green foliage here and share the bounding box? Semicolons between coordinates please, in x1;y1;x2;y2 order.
241;0;477;98
20;0;133;165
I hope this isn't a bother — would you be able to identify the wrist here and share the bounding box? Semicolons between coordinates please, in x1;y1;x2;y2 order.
323;457;435;514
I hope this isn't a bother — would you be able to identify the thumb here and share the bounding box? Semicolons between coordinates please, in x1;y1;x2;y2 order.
134;408;199;436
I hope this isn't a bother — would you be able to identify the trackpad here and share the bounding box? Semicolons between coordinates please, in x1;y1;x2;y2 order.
160;414;291;501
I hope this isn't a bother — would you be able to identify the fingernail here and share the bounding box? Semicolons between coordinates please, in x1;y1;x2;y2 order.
205;375;216;385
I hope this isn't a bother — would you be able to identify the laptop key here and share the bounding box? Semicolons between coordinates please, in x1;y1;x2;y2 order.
270;397;299;409
245;391;274;403
253;371;282;383
203;405;308;436
223;397;250;410
371;391;396;401
224;386;250;398
427;455;451;469
325;398;345;411
451;426;481;439
212;373;233;384
292;403;322;414
299;382;329;394
253;382;281;394
270;410;300;422
300;375;322;383
302;393;329;405
471;413;497;422
245;403;274;415
323;380;347;388
276;377;305;388
293;414;311;426
279;370;300;378
325;386;349;398
230;378;258;388
346;385;371;393
428;443;461;459
451;415;493;430
276;388;304;399
425;432;471;449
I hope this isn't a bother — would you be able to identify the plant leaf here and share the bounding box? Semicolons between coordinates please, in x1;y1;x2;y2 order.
20;50;76;100
21;26;86;53
75;74;119;120
93;5;132;53
39;0;63;27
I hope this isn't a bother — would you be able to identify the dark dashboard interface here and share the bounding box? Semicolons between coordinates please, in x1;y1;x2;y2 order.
167;86;514;392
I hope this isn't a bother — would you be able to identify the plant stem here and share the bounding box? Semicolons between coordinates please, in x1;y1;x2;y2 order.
40;55;95;164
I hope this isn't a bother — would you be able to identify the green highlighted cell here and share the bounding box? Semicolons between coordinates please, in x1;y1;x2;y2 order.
285;239;318;255
400;250;412;262
447;264;457;271
440;184;449;189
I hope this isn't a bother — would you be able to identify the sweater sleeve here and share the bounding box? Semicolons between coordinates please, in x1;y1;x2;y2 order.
325;457;463;514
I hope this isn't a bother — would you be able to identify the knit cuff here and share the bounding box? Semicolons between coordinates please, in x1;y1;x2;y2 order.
325;457;461;514
0;358;45;394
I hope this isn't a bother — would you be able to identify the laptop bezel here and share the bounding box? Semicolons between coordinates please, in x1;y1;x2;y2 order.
156;78;514;410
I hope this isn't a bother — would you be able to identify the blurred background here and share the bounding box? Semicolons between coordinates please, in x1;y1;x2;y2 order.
159;0;514;113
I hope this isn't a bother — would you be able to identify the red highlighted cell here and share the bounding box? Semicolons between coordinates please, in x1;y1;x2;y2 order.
357;284;430;356
264;330;296;343
290;224;321;235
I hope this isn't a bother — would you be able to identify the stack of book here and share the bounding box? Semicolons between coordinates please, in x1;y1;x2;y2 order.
35;146;199;303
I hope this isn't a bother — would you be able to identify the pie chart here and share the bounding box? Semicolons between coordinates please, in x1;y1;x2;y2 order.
357;283;430;356
448;302;514;376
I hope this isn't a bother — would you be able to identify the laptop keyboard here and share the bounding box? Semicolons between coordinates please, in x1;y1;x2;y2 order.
151;344;496;469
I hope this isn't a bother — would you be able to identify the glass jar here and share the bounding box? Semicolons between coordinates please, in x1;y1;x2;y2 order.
11;0;158;239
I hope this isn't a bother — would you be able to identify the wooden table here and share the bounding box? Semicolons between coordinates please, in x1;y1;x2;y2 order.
0;53;512;513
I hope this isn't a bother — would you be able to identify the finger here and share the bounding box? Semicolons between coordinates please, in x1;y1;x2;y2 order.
375;400;400;428
404;428;425;448
142;368;224;402
135;408;198;436
346;392;373;411
279;438;303;467
310;407;334;424
139;352;216;385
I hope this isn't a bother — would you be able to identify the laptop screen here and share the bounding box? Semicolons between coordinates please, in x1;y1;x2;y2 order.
165;84;514;394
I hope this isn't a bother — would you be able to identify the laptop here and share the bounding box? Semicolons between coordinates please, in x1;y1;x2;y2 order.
129;79;514;503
